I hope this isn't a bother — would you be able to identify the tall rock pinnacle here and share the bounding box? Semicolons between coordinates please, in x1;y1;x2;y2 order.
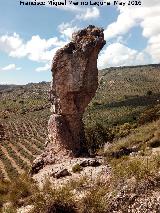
31;26;106;174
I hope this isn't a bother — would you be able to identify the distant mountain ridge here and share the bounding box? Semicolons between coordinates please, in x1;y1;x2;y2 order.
1;64;160;90
0;84;19;91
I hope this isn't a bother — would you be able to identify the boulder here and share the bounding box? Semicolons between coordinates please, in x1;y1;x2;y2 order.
51;168;71;179
80;159;101;167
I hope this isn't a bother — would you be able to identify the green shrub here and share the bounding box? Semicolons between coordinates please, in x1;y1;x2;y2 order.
110;155;160;182
0;180;10;210
68;176;89;190
113;123;133;138
149;139;160;148
146;90;153;96
72;164;83;173
138;107;160;125
92;101;101;107
2;206;17;213
85;123;114;153
31;179;77;213
7;174;38;207
80;183;109;213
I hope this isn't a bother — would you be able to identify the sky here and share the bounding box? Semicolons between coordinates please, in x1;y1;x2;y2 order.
0;0;160;84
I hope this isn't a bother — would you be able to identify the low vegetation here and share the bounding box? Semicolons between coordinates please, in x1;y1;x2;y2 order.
72;164;83;173
0;65;160;212
1;152;159;212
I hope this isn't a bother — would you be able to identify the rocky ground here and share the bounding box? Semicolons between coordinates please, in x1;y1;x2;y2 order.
33;157;110;188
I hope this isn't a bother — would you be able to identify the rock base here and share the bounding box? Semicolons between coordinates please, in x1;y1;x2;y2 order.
32;157;110;188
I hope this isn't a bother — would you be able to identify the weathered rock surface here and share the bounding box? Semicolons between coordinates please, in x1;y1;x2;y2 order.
49;25;105;157
31;25;106;174
51;168;71;179
79;158;101;167
32;157;110;188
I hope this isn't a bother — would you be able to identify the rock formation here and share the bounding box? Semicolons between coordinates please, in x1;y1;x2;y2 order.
31;25;106;174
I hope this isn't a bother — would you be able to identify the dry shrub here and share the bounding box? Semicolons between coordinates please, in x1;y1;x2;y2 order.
111;155;160;182
30;179;77;213
80;182;109;213
7;173;38;207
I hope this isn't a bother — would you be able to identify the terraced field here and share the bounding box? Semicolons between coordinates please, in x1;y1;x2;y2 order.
0;111;49;179
0;82;50;180
84;64;160;127
0;64;160;180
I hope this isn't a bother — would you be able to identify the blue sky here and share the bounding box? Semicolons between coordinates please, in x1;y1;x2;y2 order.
0;0;160;84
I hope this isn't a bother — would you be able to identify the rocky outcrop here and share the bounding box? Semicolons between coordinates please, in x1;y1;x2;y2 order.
31;25;106;174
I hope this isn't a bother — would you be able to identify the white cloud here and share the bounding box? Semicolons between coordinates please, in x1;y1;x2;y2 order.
1;0;160;73
98;43;148;69
104;9;136;40
35;63;51;72
0;33;23;53
0;25;77;72
10;35;66;62
2;64;16;71
58;23;79;40
146;34;160;63
0;33;66;63
76;7;100;20
16;67;22;71
1;64;22;71
0;82;8;85
104;0;160;65
104;1;160;40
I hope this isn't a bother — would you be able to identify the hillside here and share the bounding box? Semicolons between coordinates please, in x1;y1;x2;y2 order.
0;82;50;179
0;64;160;212
0;85;19;92
0;64;160;179
85;64;160;126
